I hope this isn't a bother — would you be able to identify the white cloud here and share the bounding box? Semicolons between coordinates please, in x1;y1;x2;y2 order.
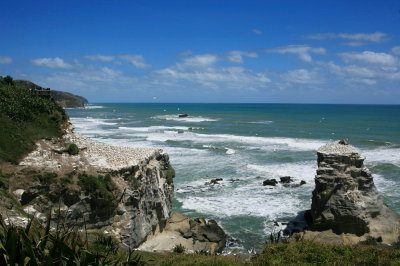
265;45;326;62
307;32;389;43
252;29;263;35
391;46;400;55
324;59;400;86
339;51;397;66
182;54;218;67
156;55;270;91
343;41;365;47
281;69;323;84
118;55;151;68
31;57;72;69
227;51;258;63
84;54;115;62
0;56;12;64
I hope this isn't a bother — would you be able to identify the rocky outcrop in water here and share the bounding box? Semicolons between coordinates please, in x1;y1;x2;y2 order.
301;140;400;245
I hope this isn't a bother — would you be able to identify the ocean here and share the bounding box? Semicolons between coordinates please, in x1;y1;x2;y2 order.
66;103;400;251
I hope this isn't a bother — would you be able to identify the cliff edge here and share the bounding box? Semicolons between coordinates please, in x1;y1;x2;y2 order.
2;125;175;248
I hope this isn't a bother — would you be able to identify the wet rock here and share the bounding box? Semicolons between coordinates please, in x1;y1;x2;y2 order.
205;178;223;185
283;180;307;188
263;179;278;186
138;212;226;254
178;114;189;118
280;176;293;183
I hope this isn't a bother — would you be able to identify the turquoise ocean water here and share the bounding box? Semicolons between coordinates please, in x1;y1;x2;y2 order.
66;103;400;251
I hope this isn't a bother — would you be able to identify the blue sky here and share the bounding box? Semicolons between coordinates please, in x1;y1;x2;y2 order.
1;0;400;103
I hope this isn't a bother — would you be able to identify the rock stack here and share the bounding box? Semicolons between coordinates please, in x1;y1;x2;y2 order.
303;140;400;245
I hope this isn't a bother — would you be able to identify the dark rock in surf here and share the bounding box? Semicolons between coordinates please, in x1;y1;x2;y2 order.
263;179;278;186
282;180;307;188
280;176;294;183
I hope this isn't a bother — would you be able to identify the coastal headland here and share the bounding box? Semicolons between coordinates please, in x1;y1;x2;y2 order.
0;77;399;264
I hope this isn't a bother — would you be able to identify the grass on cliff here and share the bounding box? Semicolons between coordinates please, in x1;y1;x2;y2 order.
0;75;68;163
131;240;400;265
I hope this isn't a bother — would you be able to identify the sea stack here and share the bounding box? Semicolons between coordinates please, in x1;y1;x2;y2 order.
304;140;400;245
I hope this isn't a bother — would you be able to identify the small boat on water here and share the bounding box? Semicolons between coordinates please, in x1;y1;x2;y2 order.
178;114;189;118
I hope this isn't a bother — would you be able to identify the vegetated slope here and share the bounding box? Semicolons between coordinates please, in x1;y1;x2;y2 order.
0;76;68;163
14;80;88;108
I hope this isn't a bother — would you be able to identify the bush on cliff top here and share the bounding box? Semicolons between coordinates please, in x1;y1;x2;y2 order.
0;75;68;163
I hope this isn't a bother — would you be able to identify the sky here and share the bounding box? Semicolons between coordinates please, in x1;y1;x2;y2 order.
1;0;400;104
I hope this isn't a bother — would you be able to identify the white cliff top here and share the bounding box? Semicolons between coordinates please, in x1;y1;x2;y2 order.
317;140;359;155
20;128;162;172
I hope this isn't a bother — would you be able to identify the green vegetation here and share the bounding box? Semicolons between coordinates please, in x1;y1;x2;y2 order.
0;75;68;163
252;241;400;265
173;244;186;254
34;172;58;186
0;215;144;265
78;173;118;210
163;167;175;185
66;143;79;155
143;253;246;266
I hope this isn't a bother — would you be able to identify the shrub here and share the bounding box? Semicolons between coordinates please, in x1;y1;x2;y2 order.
164;167;175;185
173;244;186;253
35;172;58;185
66;143;79;155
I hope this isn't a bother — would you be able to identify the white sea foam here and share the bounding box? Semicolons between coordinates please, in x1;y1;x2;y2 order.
133;131;326;151
71;117;117;126
119;126;189;132
152;115;218;122
84;105;105;109
178;183;305;218
362;147;400;165
70;117;117;135
373;173;397;193
247;121;274;124
246;162;316;183
226;149;236;155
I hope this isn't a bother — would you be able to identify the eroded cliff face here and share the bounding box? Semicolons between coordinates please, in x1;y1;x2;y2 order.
304;140;400;245
2;127;175;248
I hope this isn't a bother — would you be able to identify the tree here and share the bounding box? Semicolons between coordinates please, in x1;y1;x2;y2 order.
3;75;13;85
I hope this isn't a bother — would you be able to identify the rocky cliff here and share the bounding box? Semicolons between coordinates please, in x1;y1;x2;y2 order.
2;126;175;248
302;140;400;245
